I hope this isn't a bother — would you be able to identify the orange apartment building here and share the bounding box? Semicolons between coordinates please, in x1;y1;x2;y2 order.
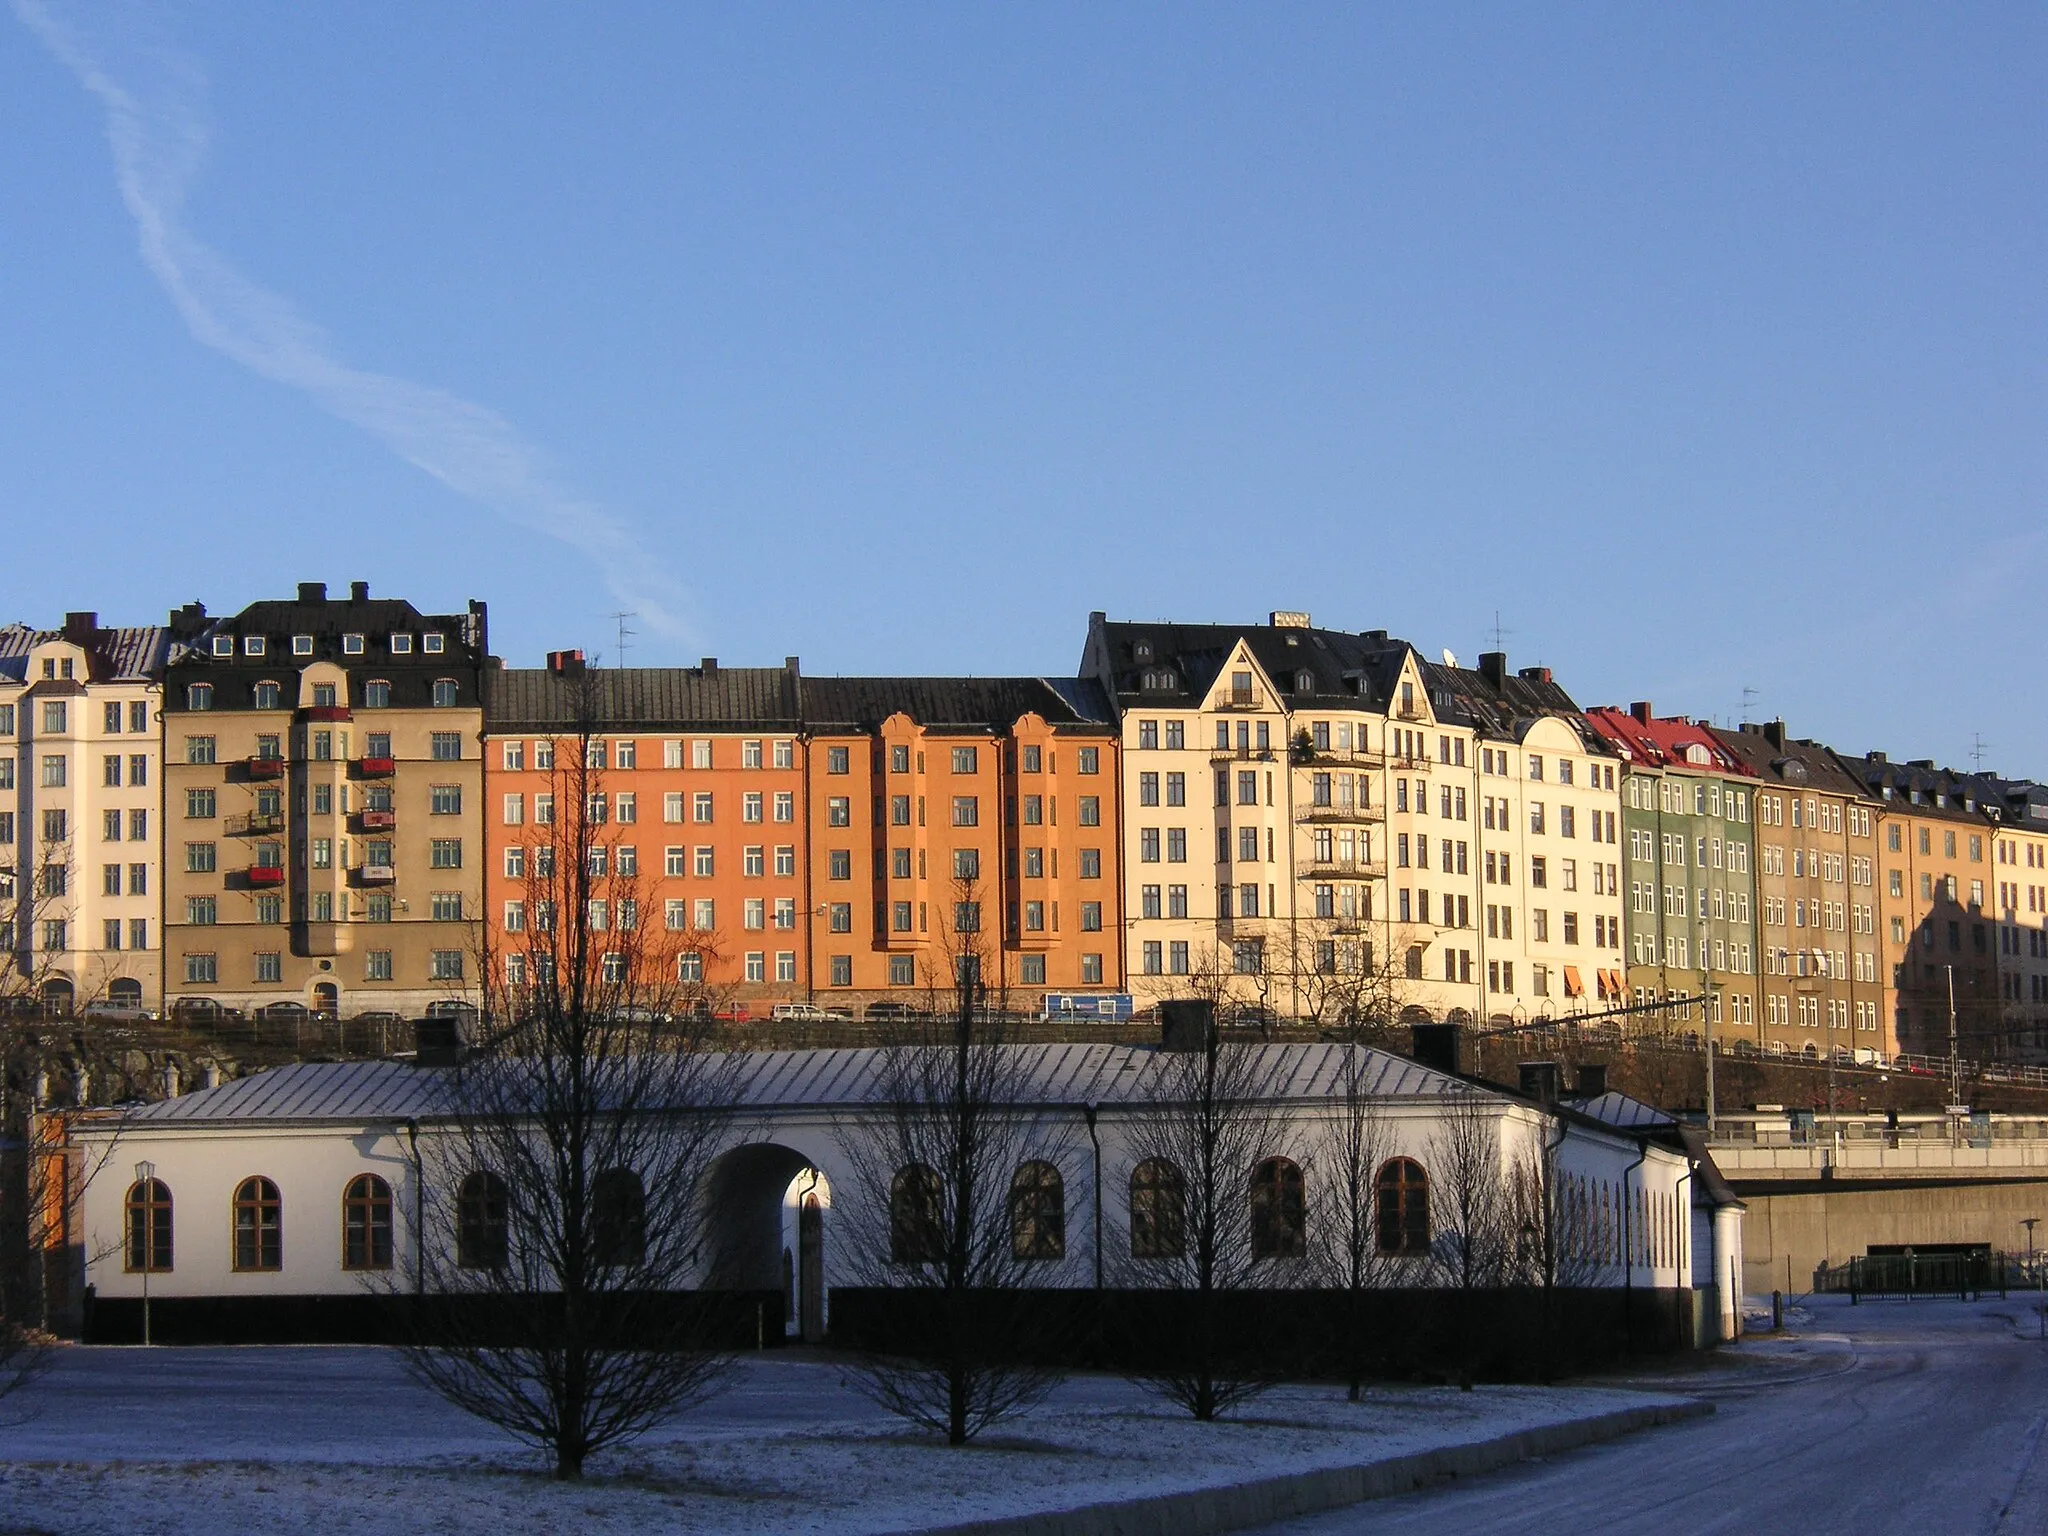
800;678;1123;1005
480;661;1124;1014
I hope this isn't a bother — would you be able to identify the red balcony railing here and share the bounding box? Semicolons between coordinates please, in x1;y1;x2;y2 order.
359;809;395;831
247;756;287;780
247;865;286;887
357;866;396;886
303;705;353;723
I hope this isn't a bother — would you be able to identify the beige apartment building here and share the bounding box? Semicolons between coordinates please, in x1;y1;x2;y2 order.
1080;612;1487;1024
1712;722;1886;1060
0;614;169;1016
1426;654;1626;1025
162;583;487;1019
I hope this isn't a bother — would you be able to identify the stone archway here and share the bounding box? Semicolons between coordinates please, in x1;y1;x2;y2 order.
39;978;74;1019
701;1142;832;1344
106;979;143;1008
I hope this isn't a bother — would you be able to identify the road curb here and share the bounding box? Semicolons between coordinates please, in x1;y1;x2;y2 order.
901;1398;1715;1536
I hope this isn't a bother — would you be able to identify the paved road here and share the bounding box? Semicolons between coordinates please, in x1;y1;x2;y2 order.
1249;1295;2048;1536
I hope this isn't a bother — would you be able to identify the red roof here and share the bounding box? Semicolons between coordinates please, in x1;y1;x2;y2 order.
1582;705;1756;776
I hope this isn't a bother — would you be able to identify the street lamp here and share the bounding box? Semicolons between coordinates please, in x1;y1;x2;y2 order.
133;1159;154;1347
2024;1218;2043;1342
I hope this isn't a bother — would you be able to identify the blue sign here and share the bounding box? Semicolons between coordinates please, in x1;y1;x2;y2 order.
1041;992;1135;1020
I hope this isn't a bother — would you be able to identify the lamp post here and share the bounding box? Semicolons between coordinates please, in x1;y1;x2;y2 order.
133;1159;154;1347
2024;1218;2043;1341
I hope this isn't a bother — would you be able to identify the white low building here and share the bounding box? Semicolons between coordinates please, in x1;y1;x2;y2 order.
68;1042;1723;1353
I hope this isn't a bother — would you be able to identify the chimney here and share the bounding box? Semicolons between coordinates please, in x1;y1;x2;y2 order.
1630;701;1654;725
785;655;801;677
297;581;327;604
1519;1061;1562;1104
63;611;97;644
1409;1022;1461;1076
1361;629;1389;644
1270;610;1311;629
1763;720;1786;749
1478;652;1507;688
546;649;586;677
350;581;370;602
1575;1063;1608;1099
1518;665;1552;684
161;1062;181;1099
1159;999;1216;1052
1909;759;1935;770
700;657;720;680
1867;751;1887;764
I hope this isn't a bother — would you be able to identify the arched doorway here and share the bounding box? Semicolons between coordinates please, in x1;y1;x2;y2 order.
39;978;74;1019
701;1143;831;1345
107;979;143;1008
311;981;339;1016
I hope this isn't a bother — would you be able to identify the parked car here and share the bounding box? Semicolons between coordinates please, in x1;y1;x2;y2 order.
254;1001;310;1025
82;1001;159;1025
169;996;245;1026
771;1003;841;1022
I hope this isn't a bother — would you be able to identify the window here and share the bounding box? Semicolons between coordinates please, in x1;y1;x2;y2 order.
426;732;460;762
125;1178;172;1273
292;634;314;657
457;1172;509;1269
1129;1158;1185;1259
827;746;851;775
592;1169;647;1267
343;1174;393;1270
1079;796;1100;827
232;1176;283;1272
253;950;281;982
186;842;217;874
890;1164;944;1263
1077;747;1100;775
1010;1162;1065;1260
1250;1158;1306;1260
186;788;216;819
40;756;65;789
184;953;217;984
1376;1159;1430;1256
431;950;465;980
186;683;213;711
952;797;979;827
952;747;978;774
431;839;463;869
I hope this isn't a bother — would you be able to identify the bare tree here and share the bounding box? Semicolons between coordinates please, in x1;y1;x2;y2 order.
1117;1002;1304;1419
0;826;80;1017
1311;1041;1394;1400
1426;1087;1513;1389
1507;1118;1603;1380
836;879;1070;1445
396;669;744;1480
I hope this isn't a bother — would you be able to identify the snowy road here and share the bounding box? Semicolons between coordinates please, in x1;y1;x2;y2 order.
1250;1295;2048;1536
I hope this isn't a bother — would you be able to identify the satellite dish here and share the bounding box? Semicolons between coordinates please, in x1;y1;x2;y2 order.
1441;649;1458;668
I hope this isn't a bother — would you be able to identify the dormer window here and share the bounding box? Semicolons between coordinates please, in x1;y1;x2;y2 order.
312;683;338;708
364;680;392;709
1133;641;1154;663
187;683;214;711
253;681;282;710
390;634;413;655
432;678;459;708
343;633;365;656
423;632;445;654
211;636;234;658
1295;670;1314;695
244;635;265;657
292;635;314;657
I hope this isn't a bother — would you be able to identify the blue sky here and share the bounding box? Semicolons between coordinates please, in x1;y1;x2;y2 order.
3;5;2042;771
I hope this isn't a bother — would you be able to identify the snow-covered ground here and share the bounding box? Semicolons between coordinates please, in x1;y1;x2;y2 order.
0;1346;1686;1535
1249;1295;2048;1534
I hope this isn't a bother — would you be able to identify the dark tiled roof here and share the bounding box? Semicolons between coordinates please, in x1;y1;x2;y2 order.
1839;752;1997;822
0;622;171;683
486;665;802;729
802;677;1108;733
1420;654;1610;753
1086;617;1411;712
1709;723;1871;800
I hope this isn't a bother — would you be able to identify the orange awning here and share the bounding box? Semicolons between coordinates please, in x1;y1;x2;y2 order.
1563;965;1585;998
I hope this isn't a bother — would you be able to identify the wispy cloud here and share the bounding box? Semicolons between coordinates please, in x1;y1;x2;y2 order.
14;0;691;639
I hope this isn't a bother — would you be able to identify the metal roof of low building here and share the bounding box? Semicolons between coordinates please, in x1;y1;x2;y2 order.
486;665;802;730
109;1043;1493;1128
1565;1090;1679;1132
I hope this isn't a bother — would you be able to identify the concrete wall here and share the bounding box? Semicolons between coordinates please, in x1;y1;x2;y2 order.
1736;1176;2048;1294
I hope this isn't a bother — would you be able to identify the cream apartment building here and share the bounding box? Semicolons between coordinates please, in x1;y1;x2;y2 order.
0;614;169;1015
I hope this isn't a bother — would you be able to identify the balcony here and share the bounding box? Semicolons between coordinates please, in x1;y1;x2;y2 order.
302;705;353;723
358;809;396;832
246;865;286;887
1304;859;1386;881
1299;802;1385;824
1208;746;1277;763
247;756;287;780
356;865;396;886
356;756;396;777
227;811;286;836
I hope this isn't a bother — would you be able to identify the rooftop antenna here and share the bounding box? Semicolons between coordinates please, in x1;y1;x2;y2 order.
1488;610;1513;652
1740;686;1759;725
1971;732;1992;772
609;611;637;668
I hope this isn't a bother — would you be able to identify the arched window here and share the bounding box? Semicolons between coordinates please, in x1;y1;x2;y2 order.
252;680;282;710
232;1177;282;1272
1250;1157;1306;1260
342;1174;393;1270
890;1164;943;1264
363;680;392;709
592;1169;646;1267
186;683;213;711
1129;1157;1185;1260
457;1171;509;1269
125;1178;172;1273
432;679;459;708
1010;1161;1065;1261
1377;1159;1431;1256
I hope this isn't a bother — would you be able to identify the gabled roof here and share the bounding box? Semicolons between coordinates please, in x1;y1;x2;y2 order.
1421;653;1610;754
1082;614;1413;716
1583;705;1754;777
109;1043;1498;1126
1709;722;1871;800
0;621;171;685
1836;751;1996;823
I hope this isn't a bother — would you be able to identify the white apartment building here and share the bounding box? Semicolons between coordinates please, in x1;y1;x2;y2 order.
0;615;170;1015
